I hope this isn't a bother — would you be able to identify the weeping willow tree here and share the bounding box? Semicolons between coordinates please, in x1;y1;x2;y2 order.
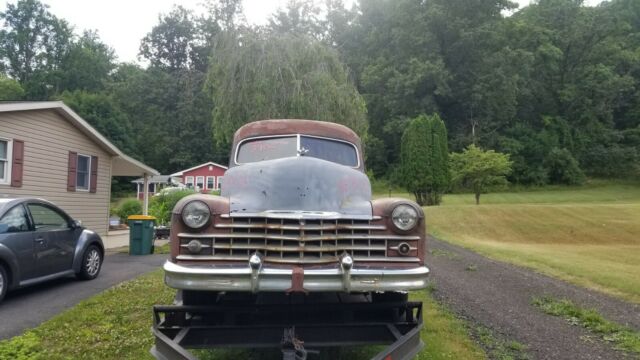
206;31;367;150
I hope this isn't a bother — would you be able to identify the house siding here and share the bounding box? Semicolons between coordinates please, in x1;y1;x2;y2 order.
0;109;112;235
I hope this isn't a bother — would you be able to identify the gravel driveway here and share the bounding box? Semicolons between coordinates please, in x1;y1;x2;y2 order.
0;251;166;340
427;237;640;360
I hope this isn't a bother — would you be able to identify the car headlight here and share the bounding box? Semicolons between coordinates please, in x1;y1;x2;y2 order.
182;201;210;229
391;204;418;231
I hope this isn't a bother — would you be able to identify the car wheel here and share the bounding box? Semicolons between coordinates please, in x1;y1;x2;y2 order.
77;245;102;280
0;264;8;303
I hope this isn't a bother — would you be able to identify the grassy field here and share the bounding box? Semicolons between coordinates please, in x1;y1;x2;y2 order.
378;181;640;303
0;271;486;360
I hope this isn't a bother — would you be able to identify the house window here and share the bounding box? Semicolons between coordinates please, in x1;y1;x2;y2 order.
76;155;91;191
185;176;194;188
217;176;223;190
149;183;155;193
206;176;215;190
196;176;204;190
0;138;10;185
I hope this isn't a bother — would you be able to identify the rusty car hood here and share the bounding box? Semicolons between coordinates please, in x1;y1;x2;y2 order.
221;157;372;218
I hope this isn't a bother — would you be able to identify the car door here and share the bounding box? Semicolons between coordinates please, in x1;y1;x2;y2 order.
26;203;76;277
0;204;37;281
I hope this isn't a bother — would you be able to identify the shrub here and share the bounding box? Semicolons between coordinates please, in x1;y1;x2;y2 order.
149;189;196;225
116;199;142;222
544;148;585;185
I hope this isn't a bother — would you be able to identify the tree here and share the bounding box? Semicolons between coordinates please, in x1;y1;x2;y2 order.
139;6;198;71
0;74;23;99
450;144;512;205
58;90;134;154
0;0;72;97
108;64;216;173
206;31;367;150
268;0;324;39
203;0;245;31
58;30;116;92
544;147;585;185
400;114;449;206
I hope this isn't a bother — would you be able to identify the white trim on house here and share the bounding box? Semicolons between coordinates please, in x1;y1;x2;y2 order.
196;176;204;191
169;161;228;177
206;176;215;190
216;176;223;190
185;176;194;188
0;137;12;185
75;153;91;192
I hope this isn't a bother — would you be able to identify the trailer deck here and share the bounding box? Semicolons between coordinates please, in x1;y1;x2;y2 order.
151;292;424;360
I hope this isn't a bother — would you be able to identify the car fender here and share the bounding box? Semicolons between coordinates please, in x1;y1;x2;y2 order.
72;229;105;273
0;243;21;290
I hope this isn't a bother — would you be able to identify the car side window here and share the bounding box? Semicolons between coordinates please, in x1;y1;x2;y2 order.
0;205;31;234
27;204;69;231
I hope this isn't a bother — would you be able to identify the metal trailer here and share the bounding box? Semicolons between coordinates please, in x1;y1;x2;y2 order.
151;292;424;360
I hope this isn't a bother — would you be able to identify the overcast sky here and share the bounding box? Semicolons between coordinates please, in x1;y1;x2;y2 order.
0;0;604;64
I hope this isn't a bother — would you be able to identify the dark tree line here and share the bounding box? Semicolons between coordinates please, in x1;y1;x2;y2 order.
325;0;640;183
0;0;638;184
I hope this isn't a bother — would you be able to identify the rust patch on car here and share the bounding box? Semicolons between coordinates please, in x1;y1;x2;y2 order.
286;265;308;294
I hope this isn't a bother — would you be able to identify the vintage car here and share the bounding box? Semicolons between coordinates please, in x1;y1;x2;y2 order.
163;119;429;296
0;198;104;303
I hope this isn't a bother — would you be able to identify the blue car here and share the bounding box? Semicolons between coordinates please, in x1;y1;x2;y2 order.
0;198;104;303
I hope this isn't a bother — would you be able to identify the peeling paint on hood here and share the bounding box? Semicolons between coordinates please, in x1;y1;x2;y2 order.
221;157;372;218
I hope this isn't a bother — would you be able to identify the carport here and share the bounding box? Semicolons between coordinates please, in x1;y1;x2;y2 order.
112;155;158;215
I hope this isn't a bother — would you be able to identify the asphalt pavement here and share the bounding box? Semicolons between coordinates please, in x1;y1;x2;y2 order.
0;251;166;340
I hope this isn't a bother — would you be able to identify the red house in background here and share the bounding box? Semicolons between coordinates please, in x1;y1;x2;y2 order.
170;161;228;192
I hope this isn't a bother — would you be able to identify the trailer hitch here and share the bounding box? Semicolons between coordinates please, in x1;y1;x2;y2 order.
281;326;319;360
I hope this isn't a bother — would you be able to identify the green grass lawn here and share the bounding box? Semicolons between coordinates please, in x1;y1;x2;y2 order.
0;271;486;360
378;181;640;303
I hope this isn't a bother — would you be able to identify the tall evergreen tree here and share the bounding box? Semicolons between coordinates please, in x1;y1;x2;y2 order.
400;114;449;206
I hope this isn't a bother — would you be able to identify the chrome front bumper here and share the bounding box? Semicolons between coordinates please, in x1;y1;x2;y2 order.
163;261;430;293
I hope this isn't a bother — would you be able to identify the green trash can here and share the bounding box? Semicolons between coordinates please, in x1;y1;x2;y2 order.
127;215;156;255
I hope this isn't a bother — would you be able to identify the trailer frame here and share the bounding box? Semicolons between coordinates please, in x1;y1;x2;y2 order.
151;292;424;360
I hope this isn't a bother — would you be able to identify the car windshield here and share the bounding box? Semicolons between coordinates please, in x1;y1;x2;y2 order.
236;135;358;167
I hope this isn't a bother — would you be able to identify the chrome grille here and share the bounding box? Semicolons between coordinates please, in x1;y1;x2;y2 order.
177;217;420;264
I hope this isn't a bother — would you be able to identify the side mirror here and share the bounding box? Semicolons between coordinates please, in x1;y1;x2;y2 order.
73;219;83;228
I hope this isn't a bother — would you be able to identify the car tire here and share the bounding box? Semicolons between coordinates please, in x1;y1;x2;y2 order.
0;264;8;303
76;245;103;280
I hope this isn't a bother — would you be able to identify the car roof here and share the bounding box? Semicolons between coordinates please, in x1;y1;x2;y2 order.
233;120;362;146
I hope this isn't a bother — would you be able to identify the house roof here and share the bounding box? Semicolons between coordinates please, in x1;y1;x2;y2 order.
0;101;159;176
169;161;228;177
131;175;172;184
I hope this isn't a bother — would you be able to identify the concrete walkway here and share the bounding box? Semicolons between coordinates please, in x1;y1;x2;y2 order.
104;229;130;249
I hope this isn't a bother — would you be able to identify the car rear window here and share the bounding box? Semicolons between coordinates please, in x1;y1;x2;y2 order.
236;135;358;167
